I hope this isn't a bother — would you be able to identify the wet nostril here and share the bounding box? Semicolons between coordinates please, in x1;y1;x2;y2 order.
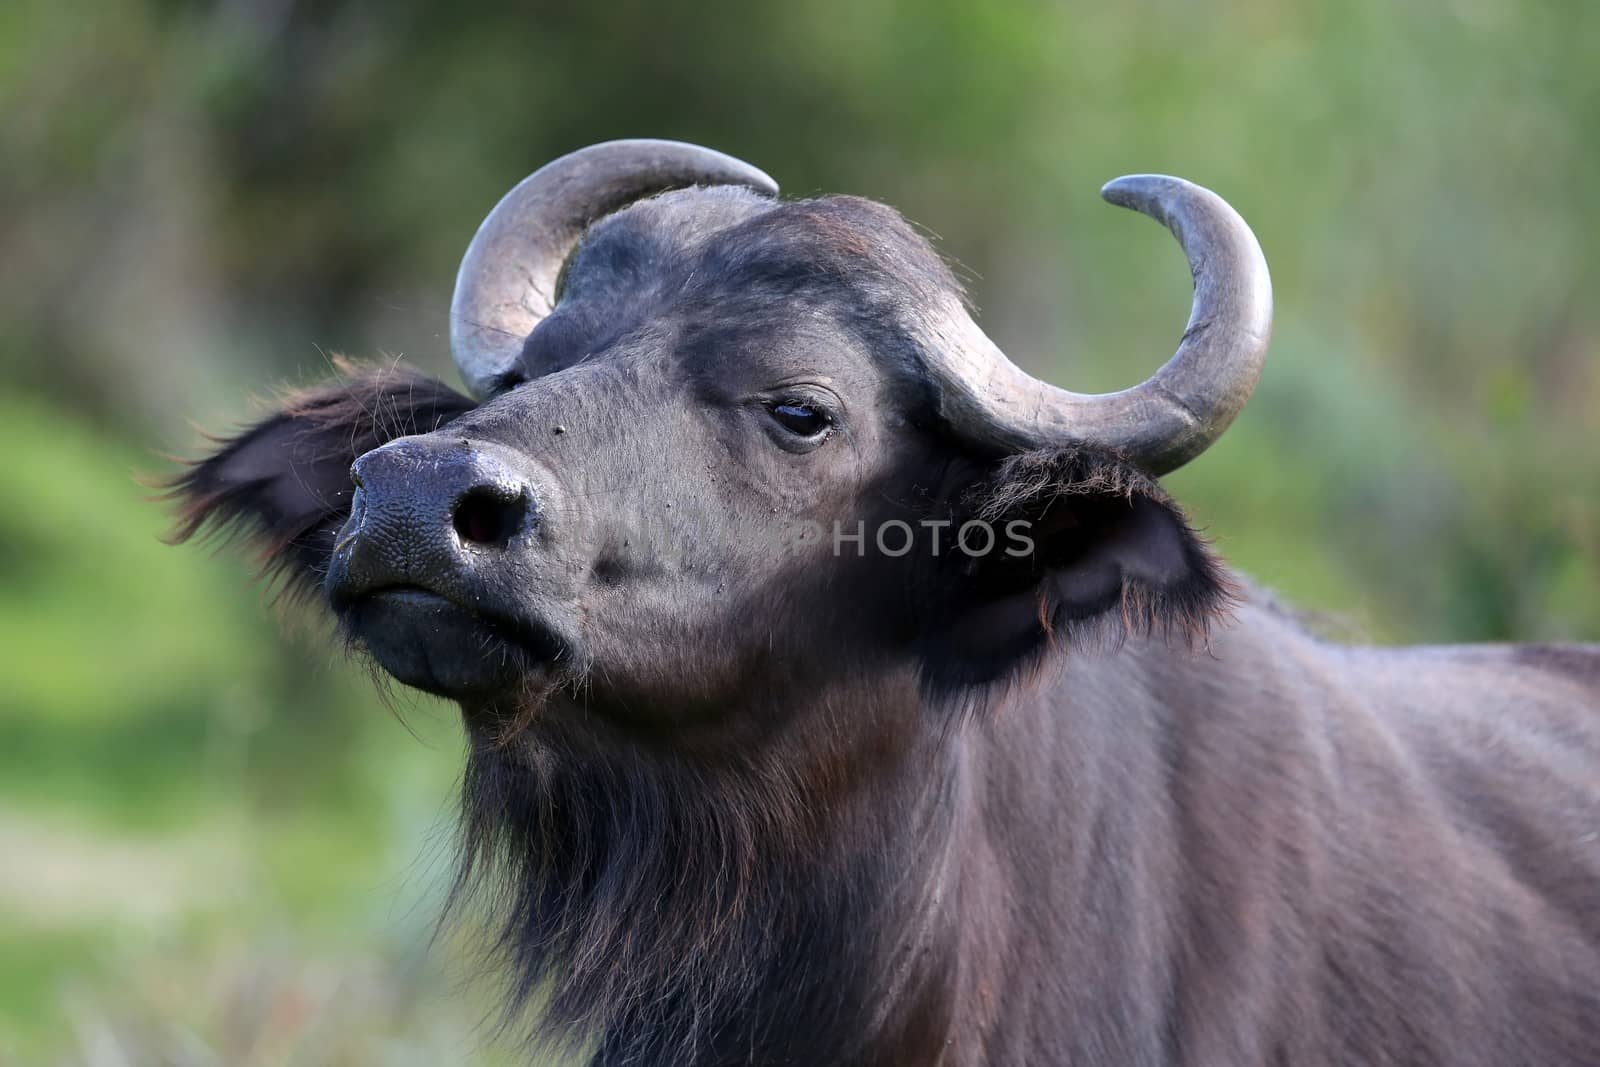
452;487;528;548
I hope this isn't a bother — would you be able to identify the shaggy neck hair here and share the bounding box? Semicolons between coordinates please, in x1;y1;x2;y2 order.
445;676;962;1067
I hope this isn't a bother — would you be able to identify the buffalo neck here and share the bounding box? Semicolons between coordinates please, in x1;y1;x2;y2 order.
454;642;1233;1067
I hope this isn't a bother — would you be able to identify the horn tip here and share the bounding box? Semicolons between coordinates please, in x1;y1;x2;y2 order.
1100;174;1189;212
599;138;780;198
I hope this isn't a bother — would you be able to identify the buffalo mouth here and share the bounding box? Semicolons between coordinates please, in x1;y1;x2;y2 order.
332;584;569;699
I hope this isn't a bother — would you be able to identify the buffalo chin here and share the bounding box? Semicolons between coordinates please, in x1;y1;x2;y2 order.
337;587;550;699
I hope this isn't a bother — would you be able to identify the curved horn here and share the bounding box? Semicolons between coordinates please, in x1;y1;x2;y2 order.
928;175;1271;475
450;139;778;398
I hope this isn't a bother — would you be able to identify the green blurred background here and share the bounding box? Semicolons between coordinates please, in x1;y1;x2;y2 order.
2;0;1597;1062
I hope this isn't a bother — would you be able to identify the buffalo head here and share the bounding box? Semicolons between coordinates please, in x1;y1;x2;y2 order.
174;139;1267;726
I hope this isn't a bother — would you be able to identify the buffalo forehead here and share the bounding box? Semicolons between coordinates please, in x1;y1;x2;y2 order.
534;191;962;411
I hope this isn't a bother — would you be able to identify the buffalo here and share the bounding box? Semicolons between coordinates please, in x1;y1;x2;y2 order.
170;140;1600;1066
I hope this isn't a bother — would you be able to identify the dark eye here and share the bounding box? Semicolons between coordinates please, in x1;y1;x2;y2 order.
769;400;831;437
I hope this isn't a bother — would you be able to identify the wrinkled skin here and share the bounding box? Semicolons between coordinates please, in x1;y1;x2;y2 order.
172;186;1600;1066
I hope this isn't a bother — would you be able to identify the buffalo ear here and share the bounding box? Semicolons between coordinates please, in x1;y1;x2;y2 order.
164;362;476;601
923;446;1235;685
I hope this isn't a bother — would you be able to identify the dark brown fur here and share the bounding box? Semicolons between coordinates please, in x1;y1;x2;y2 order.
167;189;1600;1066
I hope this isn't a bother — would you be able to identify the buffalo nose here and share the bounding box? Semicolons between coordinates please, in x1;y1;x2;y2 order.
345;436;535;567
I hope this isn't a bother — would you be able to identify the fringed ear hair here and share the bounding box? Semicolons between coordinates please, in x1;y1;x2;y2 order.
922;445;1236;688
164;362;476;602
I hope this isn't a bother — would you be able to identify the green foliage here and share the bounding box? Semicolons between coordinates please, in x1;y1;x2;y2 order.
1;0;1595;1060
0;391;505;1058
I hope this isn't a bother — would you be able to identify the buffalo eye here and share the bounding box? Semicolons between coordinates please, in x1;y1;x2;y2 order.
769;400;831;438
